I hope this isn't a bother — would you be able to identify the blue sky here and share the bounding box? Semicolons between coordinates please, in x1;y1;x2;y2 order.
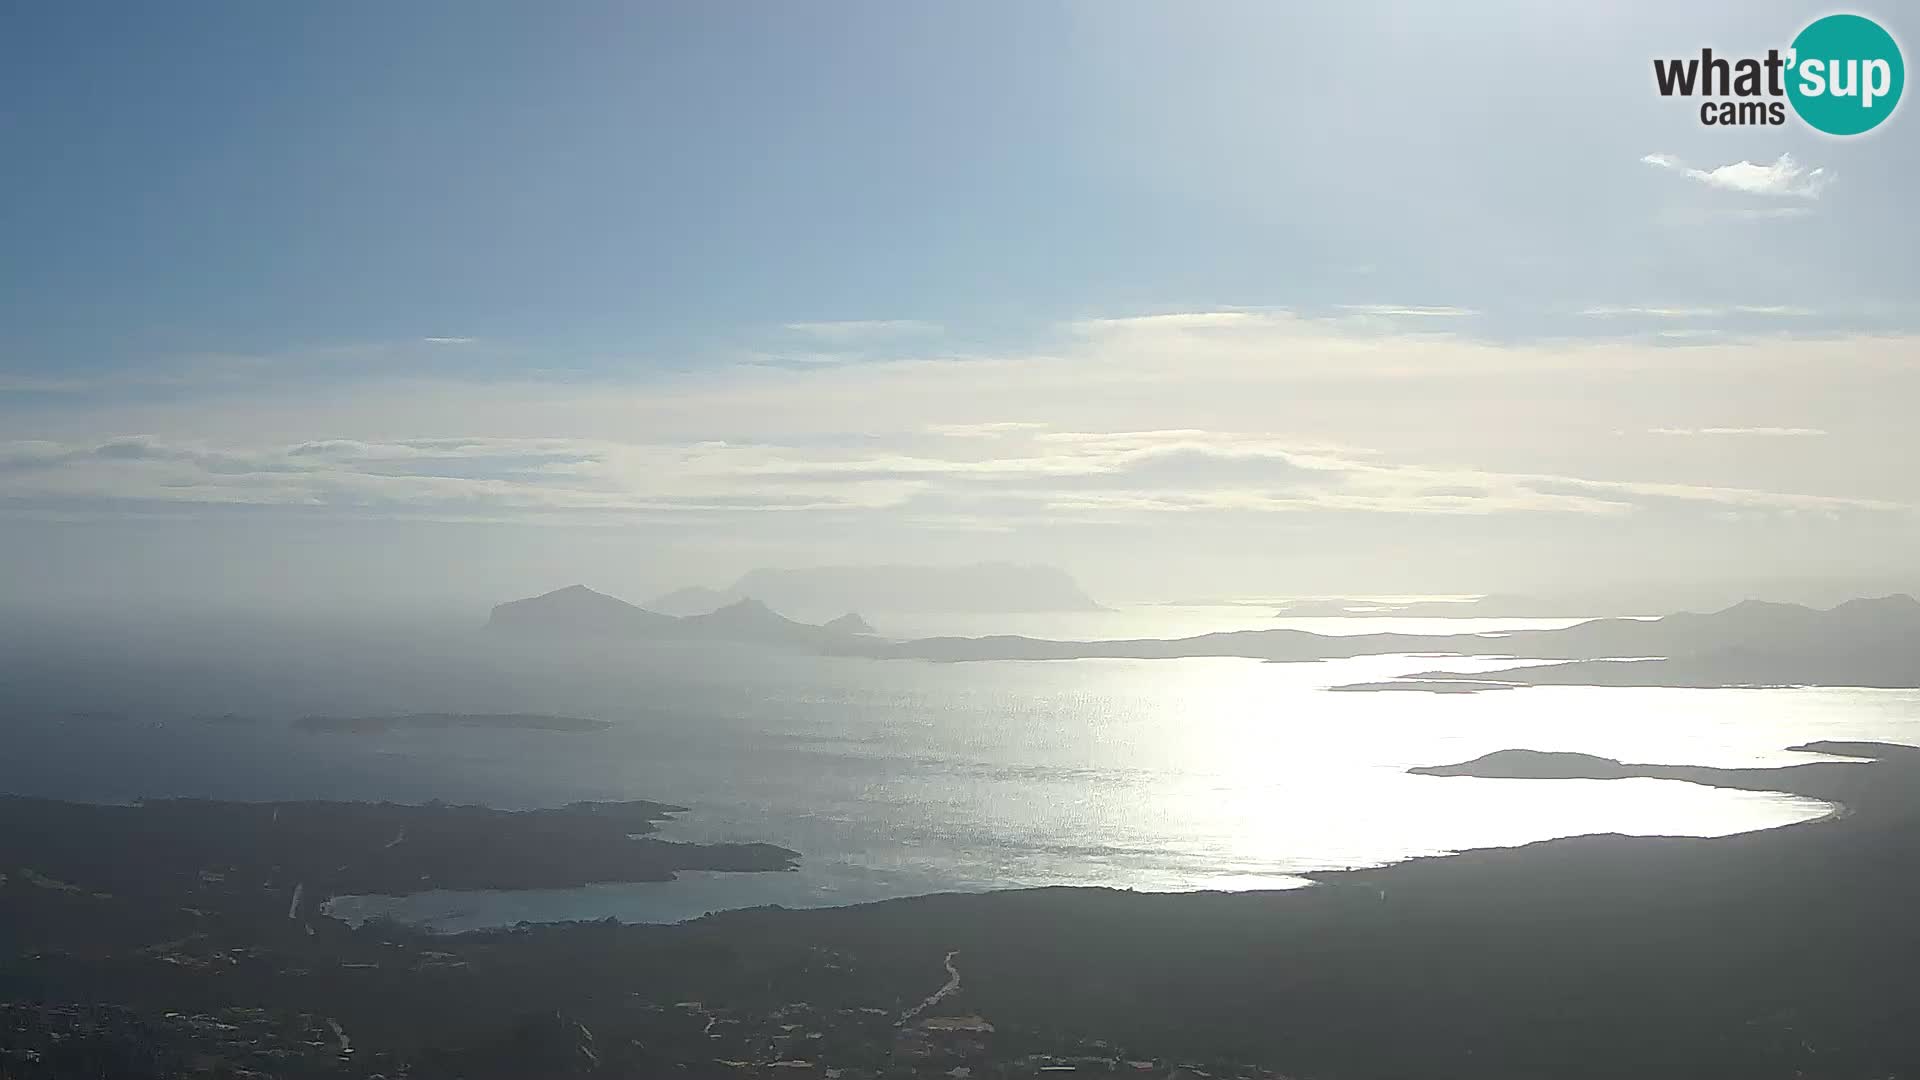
4;2;1117;365
3;2;1917;611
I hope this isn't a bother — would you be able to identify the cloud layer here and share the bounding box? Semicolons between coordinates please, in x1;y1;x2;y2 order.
0;424;1895;530
4;312;1911;533
1641;152;1833;199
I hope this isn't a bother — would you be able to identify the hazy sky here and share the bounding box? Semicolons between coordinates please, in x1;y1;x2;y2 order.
3;1;1916;612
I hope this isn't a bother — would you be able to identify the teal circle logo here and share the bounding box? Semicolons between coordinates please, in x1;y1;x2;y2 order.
1787;14;1904;135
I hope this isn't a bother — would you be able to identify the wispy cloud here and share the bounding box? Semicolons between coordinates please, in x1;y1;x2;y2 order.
421;336;476;345
0;424;1892;525
783;319;942;343
1648;427;1827;437
1069;311;1261;333
6;315;1916;533
1641;152;1833;199
929;422;1050;439
1579;304;1815;318
1580;305;1721;319
1335;304;1478;318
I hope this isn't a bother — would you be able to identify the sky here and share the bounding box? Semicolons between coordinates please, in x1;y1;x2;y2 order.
2;1;1917;614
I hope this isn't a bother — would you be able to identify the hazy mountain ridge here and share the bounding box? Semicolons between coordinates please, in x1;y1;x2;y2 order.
486;585;870;648
488;587;1920;689
487;584;680;636
858;594;1920;688
650;562;1103;616
648;584;743;617
1419;594;1920;689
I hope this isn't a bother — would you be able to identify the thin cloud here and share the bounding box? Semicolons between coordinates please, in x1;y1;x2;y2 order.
1579;305;1814;318
8;320;1918;534
929;422;1050;439
783;320;942;343
741;351;881;368
1336;304;1478;318
1641;152;1832;199
0;425;1891;525
1580;305;1722;319
421;336;476;345
1649;427;1827;437
1069;311;1262;333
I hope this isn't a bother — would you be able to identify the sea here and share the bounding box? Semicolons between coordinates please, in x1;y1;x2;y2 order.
5;603;1919;932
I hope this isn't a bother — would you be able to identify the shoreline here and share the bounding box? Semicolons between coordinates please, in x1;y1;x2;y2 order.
10;742;1918;1076
330;753;1852;935
634;739;1920;1074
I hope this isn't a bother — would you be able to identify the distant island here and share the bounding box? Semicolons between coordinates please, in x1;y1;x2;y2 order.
649;562;1104;616
862;594;1920;690
294;713;612;735
649;583;743;616
1326;680;1514;694
486;587;1920;690
1407;742;1912;804
1391;595;1920;691
488;583;683;635
487;585;872;648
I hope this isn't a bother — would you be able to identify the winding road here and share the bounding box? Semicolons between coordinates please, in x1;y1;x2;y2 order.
900;950;961;1024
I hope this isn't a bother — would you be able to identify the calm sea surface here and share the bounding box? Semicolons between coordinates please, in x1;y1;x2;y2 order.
5;606;1915;931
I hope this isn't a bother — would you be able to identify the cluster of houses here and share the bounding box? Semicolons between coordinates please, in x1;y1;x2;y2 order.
0;1001;357;1078
609;998;1302;1080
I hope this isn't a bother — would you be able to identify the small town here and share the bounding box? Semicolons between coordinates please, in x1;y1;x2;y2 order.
2;995;1306;1080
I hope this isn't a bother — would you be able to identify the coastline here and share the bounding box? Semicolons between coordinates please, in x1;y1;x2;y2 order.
328;744;1858;934
635;739;1920;1075
9;741;1918;1077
